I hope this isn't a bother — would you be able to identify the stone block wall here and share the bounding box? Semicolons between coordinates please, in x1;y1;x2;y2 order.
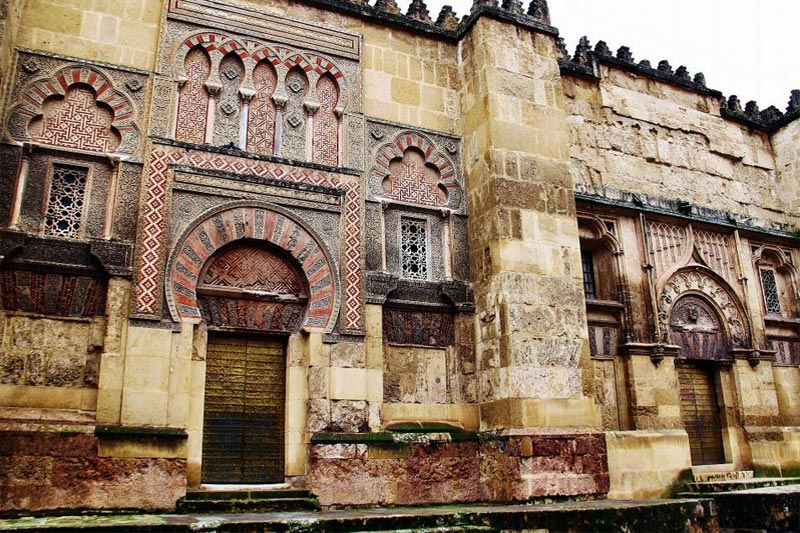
11;0;161;71
0;314;105;411
772;119;800;218
606;430;691;500
563;69;787;225
0;429;186;512
309;431;608;507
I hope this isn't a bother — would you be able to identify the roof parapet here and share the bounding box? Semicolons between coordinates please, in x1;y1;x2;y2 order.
559;36;800;133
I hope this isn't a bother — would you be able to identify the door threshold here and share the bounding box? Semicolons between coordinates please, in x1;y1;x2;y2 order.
194;483;292;492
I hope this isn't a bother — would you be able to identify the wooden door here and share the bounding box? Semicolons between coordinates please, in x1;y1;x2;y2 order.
677;362;725;465
202;334;286;483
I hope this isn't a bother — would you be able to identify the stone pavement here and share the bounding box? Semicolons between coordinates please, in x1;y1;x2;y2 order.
0;498;717;532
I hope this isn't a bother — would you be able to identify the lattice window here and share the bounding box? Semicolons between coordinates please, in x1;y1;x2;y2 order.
581;249;597;299
760;268;782;315
44;163;88;238
400;217;428;280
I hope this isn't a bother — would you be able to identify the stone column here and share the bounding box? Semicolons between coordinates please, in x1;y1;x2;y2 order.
461;17;600;432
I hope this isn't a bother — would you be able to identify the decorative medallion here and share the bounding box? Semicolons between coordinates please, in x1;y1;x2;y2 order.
286;113;303;128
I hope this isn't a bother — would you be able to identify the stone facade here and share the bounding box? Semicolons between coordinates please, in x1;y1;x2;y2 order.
1;0;800;513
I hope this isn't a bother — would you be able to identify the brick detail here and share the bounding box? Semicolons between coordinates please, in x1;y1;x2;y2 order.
0;432;186;512
309;432;609;506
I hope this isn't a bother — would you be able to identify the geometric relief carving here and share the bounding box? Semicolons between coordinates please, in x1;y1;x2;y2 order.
313;74;339;166
165;201;339;332
281;67;308;161
658;268;749;348
9;65;139;154
198;296;306;332
383;307;455;347
669;295;728;361
29;86;120;152
176;47;210;144
200;243;305;295
213;53;244;146
383;148;445;207
135;145;362;332
0;268;107;317
197;243;307;332
247;61;277;155
370;129;463;212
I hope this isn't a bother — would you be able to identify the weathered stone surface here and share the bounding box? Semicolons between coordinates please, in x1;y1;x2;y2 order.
309;431;607;506
0;432;186;511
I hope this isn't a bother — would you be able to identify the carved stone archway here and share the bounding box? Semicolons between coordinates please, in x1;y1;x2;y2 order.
669;295;729;361
197;242;309;333
165;201;340;332
658;267;749;349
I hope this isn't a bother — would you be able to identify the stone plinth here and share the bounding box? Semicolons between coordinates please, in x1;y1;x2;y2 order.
309;430;608;506
0;429;186;512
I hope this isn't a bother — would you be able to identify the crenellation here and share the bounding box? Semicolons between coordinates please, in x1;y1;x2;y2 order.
405;0;431;23
656;60;673;75
593;40;610;56
373;0;401;14
616;45;633;63
435;5;459;30
526;0;550;24
500;0;523;15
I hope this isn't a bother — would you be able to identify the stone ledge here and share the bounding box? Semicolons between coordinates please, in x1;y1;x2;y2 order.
94;426;188;440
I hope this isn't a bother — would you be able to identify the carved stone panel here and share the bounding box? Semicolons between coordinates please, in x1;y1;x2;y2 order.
5;52;146;158
198;242;307;332
367;120;464;214
383;307;455;347
176;47;211;144
213;53;245;146
669;295;728;361
281;67;309;161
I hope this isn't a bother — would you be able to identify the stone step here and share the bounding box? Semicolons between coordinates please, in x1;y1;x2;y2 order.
352;526;501;533
0;499;720;532
181;488;312;501
176;489;320;513
681;477;800;495
693;470;753;483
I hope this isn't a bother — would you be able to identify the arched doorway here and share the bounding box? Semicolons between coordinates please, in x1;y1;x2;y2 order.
670;295;727;465
199;241;308;483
